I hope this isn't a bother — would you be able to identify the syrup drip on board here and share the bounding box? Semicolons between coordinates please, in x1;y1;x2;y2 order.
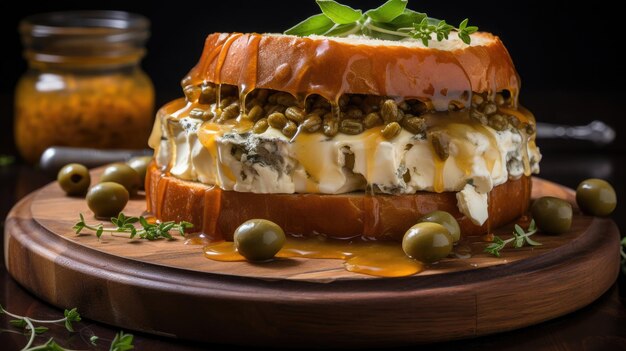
196;235;500;278
202;237;425;278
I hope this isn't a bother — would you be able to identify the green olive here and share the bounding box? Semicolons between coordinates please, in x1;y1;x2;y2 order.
531;196;572;234
576;178;617;216
99;163;141;196
234;219;286;261
402;222;453;263
127;156;152;190
57;163;90;196
418;210;461;242
86;182;129;218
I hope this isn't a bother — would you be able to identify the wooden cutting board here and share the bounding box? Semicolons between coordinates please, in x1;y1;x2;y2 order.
3;174;621;347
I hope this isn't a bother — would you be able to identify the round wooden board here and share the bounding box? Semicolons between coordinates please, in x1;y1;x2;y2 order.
3;175;621;347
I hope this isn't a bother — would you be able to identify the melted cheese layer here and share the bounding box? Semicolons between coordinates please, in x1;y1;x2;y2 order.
153;117;540;195
149;104;541;225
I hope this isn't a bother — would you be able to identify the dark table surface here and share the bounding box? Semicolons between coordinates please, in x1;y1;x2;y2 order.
1;150;625;350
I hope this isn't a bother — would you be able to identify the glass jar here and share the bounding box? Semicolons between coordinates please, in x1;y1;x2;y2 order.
15;11;154;163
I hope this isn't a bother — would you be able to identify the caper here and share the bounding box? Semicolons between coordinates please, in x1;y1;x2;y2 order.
483;103;497;115
531;196;572;234
245;105;264;122
381;122;401;140
339;119;364;135
363;112;382;128
402;222;453;263
470;109;488;125
345;107;364;119
323;114;339;137
57;163;91;196
576;178;617;216
86;182;129;218
402;116;427;134
253;118;269;134
234;219;286;261
488;114;508;131
418;211;461;242
127;156;152;191
285;106;305;124
282;121;298;138
219;104;240;121
381;99;399;124
430;131;450;160
268;112;287;129
99;163;141;196
302;113;322;133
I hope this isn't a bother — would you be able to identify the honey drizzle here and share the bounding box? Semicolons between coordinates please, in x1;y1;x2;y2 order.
237;34;261;116
186;33;520;112
201;185;223;241
203;237;424;278
213;33;242;113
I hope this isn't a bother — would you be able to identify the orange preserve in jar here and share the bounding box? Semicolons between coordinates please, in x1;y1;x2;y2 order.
15;11;154;163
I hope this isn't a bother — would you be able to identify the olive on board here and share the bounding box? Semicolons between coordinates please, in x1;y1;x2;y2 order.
576;178;617;216
99;163;141;196
531;196;572;234
57;163;90;196
234;219;286;261
86;182;129;218
418;210;461;242
402;222;453;263
127;156;152;190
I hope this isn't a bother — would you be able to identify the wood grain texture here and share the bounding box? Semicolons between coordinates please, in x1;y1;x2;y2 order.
3;175;621;347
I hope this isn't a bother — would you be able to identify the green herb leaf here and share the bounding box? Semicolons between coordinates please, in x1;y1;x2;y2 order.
285;1;477;46
458;31;469;44
139;216;150;228
63;308;81;332
464;26;478;34
34;326;49;334
90;335;99;345
524;236;543;246
484;221;542;257
324;22;361;36
284;13;335;36
96;225;104;239
388;9;427;28
10;318;27;328
365;0;407;23
316;0;362;24
110;331;134;351
24;338;68;351
459;18;468;30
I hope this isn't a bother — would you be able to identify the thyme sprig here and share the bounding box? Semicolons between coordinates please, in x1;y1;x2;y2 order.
285;0;478;46
1;304;134;351
73;213;192;240
0;304;81;350
484;220;542;257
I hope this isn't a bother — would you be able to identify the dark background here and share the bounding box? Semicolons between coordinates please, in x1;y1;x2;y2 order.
1;0;625;152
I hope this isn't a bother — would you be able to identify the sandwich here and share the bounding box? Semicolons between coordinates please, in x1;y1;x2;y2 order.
145;9;540;242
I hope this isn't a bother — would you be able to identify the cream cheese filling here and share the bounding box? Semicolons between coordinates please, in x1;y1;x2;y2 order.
151;112;541;225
